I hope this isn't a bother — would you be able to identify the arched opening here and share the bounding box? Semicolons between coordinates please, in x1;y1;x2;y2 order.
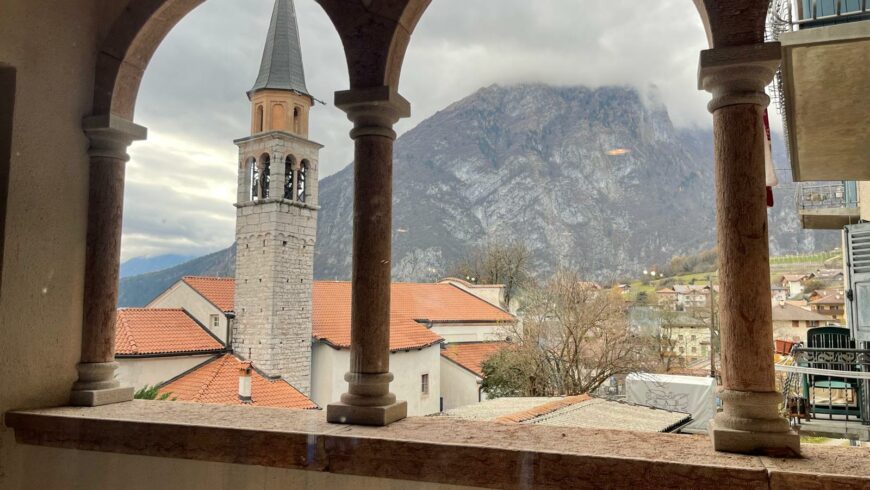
250;158;259;201
284;155;296;200
272;104;286;131
297;159;309;203
293;106;301;133
255;104;264;133
259;153;271;199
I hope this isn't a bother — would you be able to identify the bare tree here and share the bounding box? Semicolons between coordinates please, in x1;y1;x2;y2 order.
452;240;531;307
481;271;655;397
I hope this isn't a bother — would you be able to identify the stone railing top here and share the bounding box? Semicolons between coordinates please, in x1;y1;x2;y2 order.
6;401;870;489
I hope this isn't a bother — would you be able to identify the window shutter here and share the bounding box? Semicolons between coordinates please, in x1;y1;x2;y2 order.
845;222;870;341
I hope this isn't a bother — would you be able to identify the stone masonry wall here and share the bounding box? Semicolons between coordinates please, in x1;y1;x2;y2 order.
233;133;320;396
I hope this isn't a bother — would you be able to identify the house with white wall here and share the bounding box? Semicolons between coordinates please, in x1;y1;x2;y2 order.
148;276;235;343
440;342;508;411
114;308;225;390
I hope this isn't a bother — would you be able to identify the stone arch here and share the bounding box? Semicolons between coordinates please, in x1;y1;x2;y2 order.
297;158;309;203
92;0;436;120
259;153;271;199
284;154;297;200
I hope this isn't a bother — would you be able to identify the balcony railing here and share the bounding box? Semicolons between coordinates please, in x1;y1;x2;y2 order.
797;181;859;210
794;0;870;26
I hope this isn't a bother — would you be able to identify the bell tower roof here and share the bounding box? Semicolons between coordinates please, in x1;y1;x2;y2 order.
249;0;309;98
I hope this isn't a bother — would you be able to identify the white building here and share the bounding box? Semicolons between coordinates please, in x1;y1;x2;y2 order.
114;308;225;390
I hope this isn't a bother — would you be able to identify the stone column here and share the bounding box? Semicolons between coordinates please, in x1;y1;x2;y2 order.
699;43;799;455
326;86;410;426
71;115;146;406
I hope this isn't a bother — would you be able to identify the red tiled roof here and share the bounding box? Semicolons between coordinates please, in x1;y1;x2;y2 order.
115;308;224;356
159;354;317;409
178;277;514;351
495;395;592;423
809;293;845;305
182;276;235;312
312;282;444;351
441;342;510;377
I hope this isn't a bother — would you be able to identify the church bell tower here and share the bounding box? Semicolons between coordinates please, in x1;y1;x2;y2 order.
232;0;320;395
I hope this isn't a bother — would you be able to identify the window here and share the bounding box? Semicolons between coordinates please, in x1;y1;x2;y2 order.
421;373;429;395
255;104;264;132
284;155;295;200
260;154;271;198
679;346;685;353
691;346;697;354
210;314;220;329
678;334;684;341
690;335;696;341
297;160;308;203
250;160;259;200
293;106;301;133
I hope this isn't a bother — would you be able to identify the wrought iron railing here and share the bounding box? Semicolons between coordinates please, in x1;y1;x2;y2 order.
789;346;870;425
797;181;860;210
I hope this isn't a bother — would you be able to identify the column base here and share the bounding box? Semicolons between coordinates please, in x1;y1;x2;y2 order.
710;418;800;457
70;361;133;406
326;400;407;426
70;386;134;407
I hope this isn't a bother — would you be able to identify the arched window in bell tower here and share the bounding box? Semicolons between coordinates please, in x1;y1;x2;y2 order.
250;158;259;200
255;105;264;133
284;155;296;200
297;159;309;203
260;153;271;199
293;106;301;134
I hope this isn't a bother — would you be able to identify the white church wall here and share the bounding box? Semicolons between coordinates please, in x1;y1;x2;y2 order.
147;282;228;343
117;355;216;391
440;356;483;411
431;323;506;343
310;343;441;416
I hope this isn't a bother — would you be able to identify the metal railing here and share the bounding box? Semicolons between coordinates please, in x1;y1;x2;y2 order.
797;181;859;210
789;346;870;425
793;0;870;26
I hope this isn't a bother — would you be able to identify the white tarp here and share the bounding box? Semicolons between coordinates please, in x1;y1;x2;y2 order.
625;373;717;432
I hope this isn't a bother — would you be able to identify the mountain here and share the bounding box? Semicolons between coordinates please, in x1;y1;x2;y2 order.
315;84;835;281
117;246;235;307
118;83;837;306
120;254;195;278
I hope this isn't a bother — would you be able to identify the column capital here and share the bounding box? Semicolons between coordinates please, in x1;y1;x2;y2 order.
82;114;148;161
334;86;410;140
698;43;781;113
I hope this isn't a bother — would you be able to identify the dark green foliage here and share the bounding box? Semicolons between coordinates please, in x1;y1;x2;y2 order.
133;385;176;401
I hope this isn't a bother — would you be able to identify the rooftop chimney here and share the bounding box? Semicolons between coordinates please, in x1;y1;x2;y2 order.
238;361;252;404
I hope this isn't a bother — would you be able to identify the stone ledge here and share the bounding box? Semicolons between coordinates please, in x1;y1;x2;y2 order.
5;401;870;489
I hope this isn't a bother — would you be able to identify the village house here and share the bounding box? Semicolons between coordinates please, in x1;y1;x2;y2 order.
770;284;789;302
124;274;515;416
771;301;836;342
656;284;716;310
779;274;810;297
807;292;846;323
114;308;225;390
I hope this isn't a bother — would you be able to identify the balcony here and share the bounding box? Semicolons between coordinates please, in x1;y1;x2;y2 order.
797;181;861;229
769;1;870;181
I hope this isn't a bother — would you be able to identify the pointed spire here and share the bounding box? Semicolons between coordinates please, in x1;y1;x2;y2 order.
249;0;309;97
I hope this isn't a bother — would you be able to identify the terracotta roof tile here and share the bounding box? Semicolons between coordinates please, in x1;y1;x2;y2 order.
809;293;845;305
312;282;444;351
182;276;235;312
178;277;514;351
494;395;592;423
115;308;224;356
159;354;317;409
441;342;510;377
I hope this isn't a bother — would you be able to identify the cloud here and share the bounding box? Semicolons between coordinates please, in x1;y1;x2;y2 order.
123;0;714;260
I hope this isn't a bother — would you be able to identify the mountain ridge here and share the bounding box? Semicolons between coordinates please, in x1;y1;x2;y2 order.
118;83;836;306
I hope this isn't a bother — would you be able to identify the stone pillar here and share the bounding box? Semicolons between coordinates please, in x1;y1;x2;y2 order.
326;86;410;426
71;115;146;406
699;43;799;456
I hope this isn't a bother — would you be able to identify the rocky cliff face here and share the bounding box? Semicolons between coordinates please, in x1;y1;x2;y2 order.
119;83;836;305
314;84;834;281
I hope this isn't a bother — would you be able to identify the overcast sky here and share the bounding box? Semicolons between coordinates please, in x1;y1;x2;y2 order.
122;0;717;261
